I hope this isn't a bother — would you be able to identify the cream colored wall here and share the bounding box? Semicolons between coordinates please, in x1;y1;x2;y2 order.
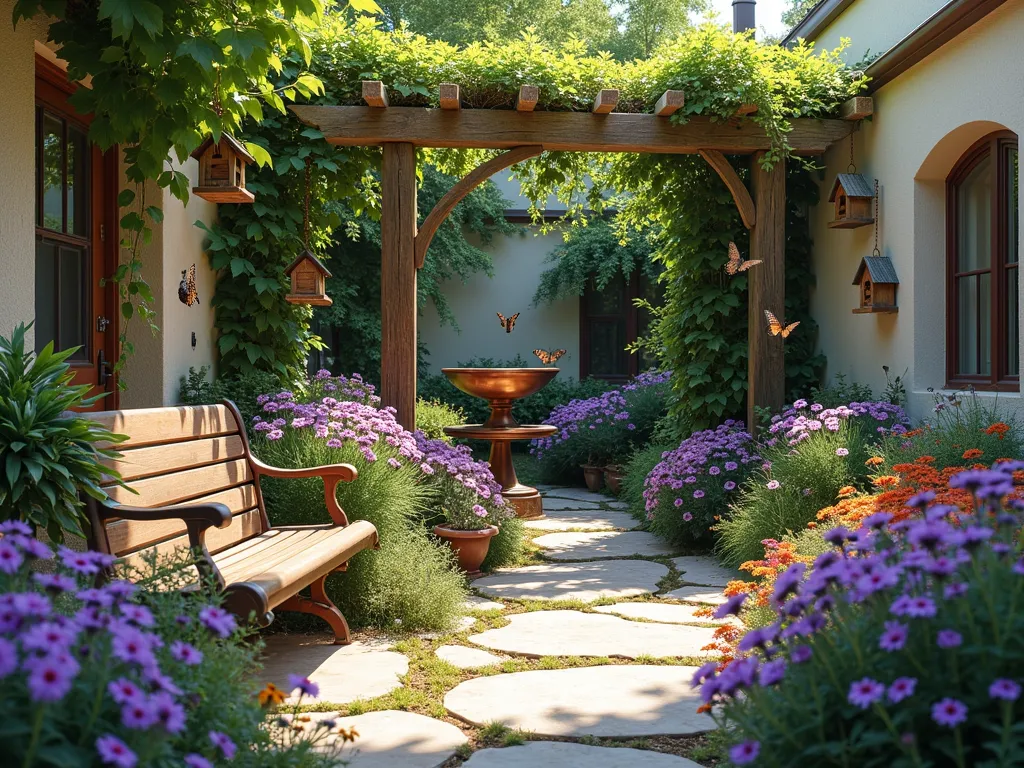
808;1;1024;421
0;11;50;349
813;0;948;61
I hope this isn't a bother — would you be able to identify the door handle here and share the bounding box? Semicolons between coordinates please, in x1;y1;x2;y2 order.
97;349;113;387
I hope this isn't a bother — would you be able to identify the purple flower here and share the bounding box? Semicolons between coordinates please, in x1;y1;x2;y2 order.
790;645;812;664
288;673;320;698
108;677;143;705
170;640;203;666
879;621;909;651
209;731;237;759
96;735;137;768
119;603;155;627
724;480;737;491
890;594;937;618
848;678;885;709
32;573;77;593
888;677;917;703
25;653;78;702
673;498;683;507
691;661;720;688
907;490;937;507
931;697;968;727
152;691;186;734
22;620;77;653
0;520;32;535
944;582;969;599
936;629;963;649
989;679;1021;701
730;741;760;764
184;756;213;768
835;448;849;457
772;563;806;604
199;606;237;638
714;593;747;619
111;626;157;667
682;512;693;521
693;490;705;499
758;658;786;687
0;542;23;574
122;698;159;729
793;399;808;409
59;547;102;576
0;638;17;678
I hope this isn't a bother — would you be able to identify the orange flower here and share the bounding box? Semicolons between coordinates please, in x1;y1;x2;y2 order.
986;422;1010;440
873;475;900;488
257;683;287;708
837;485;857;498
806;521;817;529
962;448;984;460
865;456;885;467
915;455;935;464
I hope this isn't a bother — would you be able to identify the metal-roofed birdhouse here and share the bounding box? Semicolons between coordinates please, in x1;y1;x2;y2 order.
852;256;898;314
285;250;332;306
190;134;255;204
829;173;874;229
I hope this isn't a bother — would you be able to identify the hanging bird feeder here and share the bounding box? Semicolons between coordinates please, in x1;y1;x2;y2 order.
284;158;332;306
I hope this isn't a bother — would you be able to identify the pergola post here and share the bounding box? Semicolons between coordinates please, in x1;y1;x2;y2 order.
747;152;786;433
380;142;418;429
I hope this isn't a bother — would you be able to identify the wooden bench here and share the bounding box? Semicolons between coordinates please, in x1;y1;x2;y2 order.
85;400;379;644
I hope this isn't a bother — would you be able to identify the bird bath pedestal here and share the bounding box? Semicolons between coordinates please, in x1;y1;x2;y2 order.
442;368;558;520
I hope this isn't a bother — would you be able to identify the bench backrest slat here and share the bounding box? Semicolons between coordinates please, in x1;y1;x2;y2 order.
92;404;267;560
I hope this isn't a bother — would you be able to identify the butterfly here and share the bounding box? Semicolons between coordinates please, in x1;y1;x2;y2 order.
725;241;762;275
764;309;799;339
534;348;566;365
178;264;200;307
497;312;520;333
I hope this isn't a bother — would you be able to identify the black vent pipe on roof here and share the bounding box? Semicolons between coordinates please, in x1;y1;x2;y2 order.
733;0;756;34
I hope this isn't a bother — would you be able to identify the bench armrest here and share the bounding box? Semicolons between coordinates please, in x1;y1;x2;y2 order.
249;455;358;526
99;500;232;587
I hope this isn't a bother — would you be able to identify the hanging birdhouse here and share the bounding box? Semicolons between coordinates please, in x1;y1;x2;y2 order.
852;256;899;314
828;173;874;228
190;134;255;204
285;250;332;306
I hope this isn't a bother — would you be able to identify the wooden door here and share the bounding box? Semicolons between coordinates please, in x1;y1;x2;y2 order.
35;56;119;410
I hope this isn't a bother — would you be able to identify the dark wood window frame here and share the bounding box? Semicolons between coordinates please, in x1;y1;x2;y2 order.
579;269;659;382
946;130;1019;391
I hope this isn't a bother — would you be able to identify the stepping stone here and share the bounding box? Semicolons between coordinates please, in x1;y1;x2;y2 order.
462;742;705;768
464;595;504;611
603;500;629;510
436;644;504;669
469;610;716;659
525;510;637;532
661;586;729;605
543;498;603;511
260;635;407;704
474;560;669;602
444;665;714;737
593;601;739;626
535;531;677;560
542;488;609;504
671;556;741;588
299;710;467;768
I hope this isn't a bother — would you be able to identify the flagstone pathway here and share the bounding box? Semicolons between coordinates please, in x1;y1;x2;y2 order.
260;486;742;767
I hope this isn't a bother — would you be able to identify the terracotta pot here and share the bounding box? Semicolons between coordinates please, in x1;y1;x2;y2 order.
581;464;604;492
604;465;625;495
433;525;499;575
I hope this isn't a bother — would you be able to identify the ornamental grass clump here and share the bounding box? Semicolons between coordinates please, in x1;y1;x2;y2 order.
0;534;345;768
718;400;909;567
642;421;756;548
252;373;467;631
701;463;1024;768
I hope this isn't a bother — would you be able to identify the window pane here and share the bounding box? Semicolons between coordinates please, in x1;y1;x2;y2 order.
588;320;627;376
34;240;57;353
980;271;992;375
586;273;625;315
1008;267;1019;376
1007;148;1018;265
41;113;64;231
59;246;87;360
67;125;87;236
957;274;987;375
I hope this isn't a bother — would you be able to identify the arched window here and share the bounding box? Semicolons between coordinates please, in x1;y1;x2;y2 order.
946;131;1019;390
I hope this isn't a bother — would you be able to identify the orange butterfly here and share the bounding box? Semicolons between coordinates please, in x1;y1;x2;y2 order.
497;312;520;333
533;348;566;365
178;264;200;307
764;309;799;339
725;242;762;275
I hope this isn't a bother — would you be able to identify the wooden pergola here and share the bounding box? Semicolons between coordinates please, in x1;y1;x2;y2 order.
292;85;872;431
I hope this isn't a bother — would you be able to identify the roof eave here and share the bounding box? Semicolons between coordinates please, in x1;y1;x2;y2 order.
782;0;858;47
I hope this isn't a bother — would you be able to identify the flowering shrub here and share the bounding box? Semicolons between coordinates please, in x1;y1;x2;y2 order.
700;463;1024;767
717;400;909;567
641;421;756;548
0;533;343;768
529;370;670;473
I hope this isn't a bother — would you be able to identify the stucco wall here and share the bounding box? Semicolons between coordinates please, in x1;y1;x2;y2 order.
808;0;1024;421
813;0;948;61
0;11;50;348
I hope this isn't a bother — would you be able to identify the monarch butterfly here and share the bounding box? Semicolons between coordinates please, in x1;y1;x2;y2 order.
497;312;520;333
764;309;799;339
725;241;762;275
533;348;566;365
178;264;200;307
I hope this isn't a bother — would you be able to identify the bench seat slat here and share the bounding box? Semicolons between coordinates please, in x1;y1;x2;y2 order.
104;458;252;509
93;404;239;450
118;508;266;571
102;436;246;484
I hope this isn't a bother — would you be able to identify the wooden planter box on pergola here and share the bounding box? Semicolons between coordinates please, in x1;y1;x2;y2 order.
292;83;872;431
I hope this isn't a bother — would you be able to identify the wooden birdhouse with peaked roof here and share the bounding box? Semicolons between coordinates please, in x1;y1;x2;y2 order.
190;134;255;204
852;256;899;314
285;250;332;306
828;173;874;229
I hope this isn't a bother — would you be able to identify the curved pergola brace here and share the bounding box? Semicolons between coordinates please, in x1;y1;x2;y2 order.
414;145;544;269
698;149;756;230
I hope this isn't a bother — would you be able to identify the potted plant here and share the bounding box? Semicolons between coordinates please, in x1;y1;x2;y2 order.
417;434;513;575
603;464;626;494
0;323;126;541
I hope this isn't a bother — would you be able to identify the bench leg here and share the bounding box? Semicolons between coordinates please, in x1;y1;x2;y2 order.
278;574;352;645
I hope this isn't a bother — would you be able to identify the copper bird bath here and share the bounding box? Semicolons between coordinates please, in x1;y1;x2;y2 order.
442;368;558;519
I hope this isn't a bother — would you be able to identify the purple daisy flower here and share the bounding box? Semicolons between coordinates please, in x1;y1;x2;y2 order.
714;593;747;619
879;621;908;652
932;698;968;727
199;606;237;638
170;640;203;666
184;756;213;768
887;677;917;703
209;731;237;760
989;679;1021;702
937;629;963;649
730;741;760;764
848;678;885;709
96;735;137;768
288;673;320;698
